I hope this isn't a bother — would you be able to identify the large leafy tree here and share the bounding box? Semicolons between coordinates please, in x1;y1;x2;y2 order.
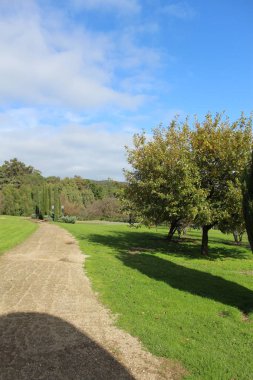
0;158;41;188
191;113;252;255
0;159;43;216
124;120;204;240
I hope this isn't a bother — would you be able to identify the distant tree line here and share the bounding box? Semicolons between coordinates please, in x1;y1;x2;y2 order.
123;112;253;255
0;158;125;222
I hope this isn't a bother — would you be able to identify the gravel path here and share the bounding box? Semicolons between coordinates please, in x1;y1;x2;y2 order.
0;222;184;380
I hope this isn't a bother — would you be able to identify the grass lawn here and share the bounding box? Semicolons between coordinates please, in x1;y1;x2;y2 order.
59;222;253;380
0;216;38;255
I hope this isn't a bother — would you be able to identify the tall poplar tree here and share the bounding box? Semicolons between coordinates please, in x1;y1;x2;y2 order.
53;186;61;221
42;185;49;216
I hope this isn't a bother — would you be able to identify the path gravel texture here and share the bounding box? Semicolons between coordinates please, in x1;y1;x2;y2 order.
0;222;184;380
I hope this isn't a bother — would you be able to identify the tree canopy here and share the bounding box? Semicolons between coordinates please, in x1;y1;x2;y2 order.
124;119;205;239
124;113;253;254
191;113;252;254
0;158;124;221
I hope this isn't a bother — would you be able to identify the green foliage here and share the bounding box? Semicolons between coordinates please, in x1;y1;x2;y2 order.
42;185;49;215
81;188;95;206
192;113;252;226
82;197;127;221
60;222;253;380
1;184;21;215
48;185;52;212
0;159;44;217
88;179;122;200
88;181;106;199
61;179;83;205
59;215;76;224
124;113;252;253
124;119;205;239
218;180;245;242
0;158;42;189
192;112;252;254
53;186;61;221
0;158;123;221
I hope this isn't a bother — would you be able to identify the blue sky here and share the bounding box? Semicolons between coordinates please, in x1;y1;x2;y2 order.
0;0;252;179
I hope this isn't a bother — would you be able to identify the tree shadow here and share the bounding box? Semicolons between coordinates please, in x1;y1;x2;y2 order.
118;252;253;314
83;229;251;261
85;232;253;314
0;312;134;380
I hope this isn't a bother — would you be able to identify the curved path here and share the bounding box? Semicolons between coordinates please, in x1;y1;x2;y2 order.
0;222;183;380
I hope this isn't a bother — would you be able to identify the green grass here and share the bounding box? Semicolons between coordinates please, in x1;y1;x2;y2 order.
0;216;38;255
59;222;253;380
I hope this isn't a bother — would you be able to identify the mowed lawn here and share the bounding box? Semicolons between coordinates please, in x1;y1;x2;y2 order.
60;222;253;380
0;216;37;255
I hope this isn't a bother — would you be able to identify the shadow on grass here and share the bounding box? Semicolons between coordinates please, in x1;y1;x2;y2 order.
83;229;251;261
85;231;253;314
119;253;253;314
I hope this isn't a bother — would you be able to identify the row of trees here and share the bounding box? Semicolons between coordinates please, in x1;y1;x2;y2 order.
0;158;124;221
123;113;253;255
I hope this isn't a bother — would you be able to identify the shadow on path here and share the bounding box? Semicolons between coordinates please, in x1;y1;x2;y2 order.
0;312;134;380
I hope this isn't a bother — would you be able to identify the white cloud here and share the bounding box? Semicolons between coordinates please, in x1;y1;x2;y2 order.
162;2;195;20
0;1;151;111
0;1;175;180
0;104;186;179
0;108;40;131
0;123;132;180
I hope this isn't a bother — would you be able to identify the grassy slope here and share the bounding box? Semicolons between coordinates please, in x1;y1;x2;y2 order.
0;216;38;255
60;222;253;380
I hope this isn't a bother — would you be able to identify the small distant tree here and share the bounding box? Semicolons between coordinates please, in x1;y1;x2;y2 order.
2;184;21;215
0;158;41;188
82;197;124;221
88;182;105;200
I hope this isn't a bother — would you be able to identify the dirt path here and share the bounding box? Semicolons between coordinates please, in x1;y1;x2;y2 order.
0;223;184;380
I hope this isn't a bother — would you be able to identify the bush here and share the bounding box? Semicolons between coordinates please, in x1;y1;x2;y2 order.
81;197;127;221
59;215;76;224
43;215;53;222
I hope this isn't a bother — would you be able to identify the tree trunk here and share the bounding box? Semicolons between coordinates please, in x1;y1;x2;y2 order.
233;231;239;244
233;231;242;245
242;153;253;253
167;220;178;241
201;225;212;255
243;186;253;252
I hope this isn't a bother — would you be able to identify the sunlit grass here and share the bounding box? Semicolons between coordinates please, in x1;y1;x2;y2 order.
59;222;253;380
0;216;37;255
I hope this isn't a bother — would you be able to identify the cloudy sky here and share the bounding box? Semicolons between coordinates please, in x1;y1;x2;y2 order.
0;0;252;179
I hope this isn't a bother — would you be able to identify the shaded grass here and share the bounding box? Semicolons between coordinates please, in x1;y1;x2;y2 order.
59;223;253;380
0;216;37;255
